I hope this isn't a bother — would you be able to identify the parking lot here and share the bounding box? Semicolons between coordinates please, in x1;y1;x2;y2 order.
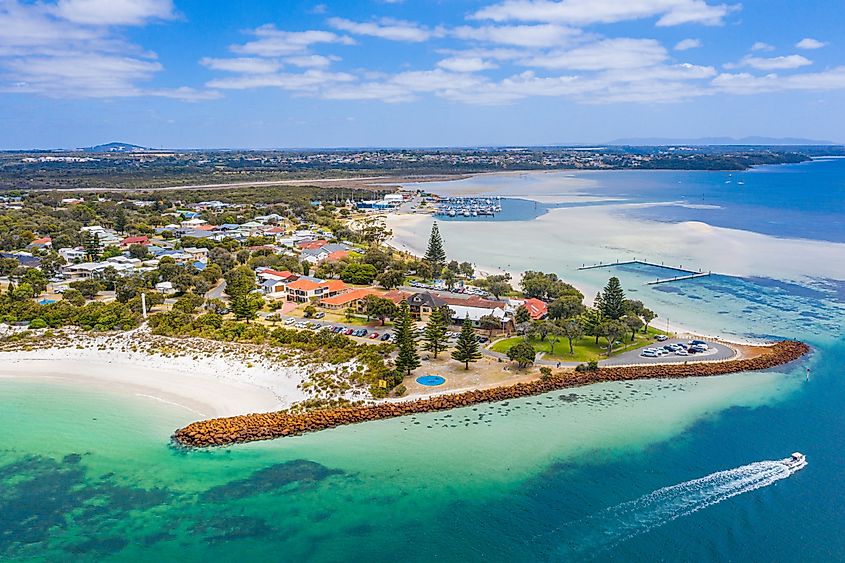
602;338;736;366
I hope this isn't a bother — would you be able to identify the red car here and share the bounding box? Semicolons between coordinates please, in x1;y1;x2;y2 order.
343;328;354;335
369;332;379;339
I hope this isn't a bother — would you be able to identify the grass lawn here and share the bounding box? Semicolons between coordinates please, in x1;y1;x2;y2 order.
490;327;668;362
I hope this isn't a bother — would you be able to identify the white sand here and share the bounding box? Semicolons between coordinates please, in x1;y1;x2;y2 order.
0;334;311;418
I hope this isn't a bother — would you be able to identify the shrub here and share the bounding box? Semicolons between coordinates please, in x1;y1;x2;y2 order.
539;366;553;380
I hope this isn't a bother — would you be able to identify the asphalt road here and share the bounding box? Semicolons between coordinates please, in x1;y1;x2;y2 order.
257;312;397;342
601;338;736;366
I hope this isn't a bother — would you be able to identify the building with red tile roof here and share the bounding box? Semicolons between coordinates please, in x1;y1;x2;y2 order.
121;236;150;247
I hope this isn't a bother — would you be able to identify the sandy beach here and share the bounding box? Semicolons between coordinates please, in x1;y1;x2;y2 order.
0;331;312;418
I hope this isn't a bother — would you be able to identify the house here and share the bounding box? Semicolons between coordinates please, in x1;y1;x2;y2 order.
285;278;349;303
58;247;86;262
61;260;136;280
180;218;207;228
300;243;352;264
256;268;298;283
0;252;40;268
27;236;52;250
121;236;150;247
155;281;176;294
319;288;382;311
406;292;445;321
447;304;511;329
508;297;548;320
297;239;328;250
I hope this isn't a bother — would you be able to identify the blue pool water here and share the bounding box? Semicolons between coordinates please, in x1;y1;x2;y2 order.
416;375;446;386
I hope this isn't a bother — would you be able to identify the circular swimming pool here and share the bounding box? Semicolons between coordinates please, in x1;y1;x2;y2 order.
416;375;446;386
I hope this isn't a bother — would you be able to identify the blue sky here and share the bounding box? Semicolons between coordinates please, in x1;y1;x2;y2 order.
1;0;844;148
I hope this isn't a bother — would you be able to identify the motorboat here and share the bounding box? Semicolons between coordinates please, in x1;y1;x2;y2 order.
782;452;807;471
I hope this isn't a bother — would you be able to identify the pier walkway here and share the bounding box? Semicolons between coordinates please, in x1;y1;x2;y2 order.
577;259;712;285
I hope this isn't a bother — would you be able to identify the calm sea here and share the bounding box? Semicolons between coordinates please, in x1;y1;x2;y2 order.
2;160;845;561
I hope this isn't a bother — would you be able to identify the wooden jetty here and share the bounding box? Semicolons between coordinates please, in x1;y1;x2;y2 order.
577;259;712;285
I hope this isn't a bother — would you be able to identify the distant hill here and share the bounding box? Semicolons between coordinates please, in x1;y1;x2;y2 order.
608;136;840;146
80;142;149;153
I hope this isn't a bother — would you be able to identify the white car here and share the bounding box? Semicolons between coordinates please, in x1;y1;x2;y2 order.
641;349;658;357
284;318;296;325
675;349;689;356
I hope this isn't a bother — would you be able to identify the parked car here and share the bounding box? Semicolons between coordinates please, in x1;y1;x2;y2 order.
284;318;296;325
675;350;689;356
641;349;658;357
655;335;668;342
314;312;325;319
369;332;380;339
380;333;392;341
343;328;354;335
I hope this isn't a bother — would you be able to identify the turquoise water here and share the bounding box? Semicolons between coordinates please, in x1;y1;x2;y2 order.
3;161;845;561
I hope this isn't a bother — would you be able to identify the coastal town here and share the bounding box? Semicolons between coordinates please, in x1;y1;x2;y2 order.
0;182;808;440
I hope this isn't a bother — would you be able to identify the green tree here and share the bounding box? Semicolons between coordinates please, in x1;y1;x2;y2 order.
422;305;449;358
204;298;228;315
21;268;48;295
303;304;317;318
521;271;583;302
560;318;584;355
70;278;102;299
442;269;458;291
225;265;260;321
127;244;150;260
39;252;66;277
344;307;356;322
641;308;657;333
548;295;585;320
459;261;474;278
452;316;482;370
340;263;378;285
602;319;628;357
363;295;398;325
515;304;531;325
487;279;512;299
424;222;446;273
507;341;536;369
394;302;420;376
624;315;644;341
62;288;86;306
114;205;127;232
580;307;604;345
375;268;405;290
173;292;205;315
596;277;626;320
82;231;101;261
208;247;236;272
479;313;501;338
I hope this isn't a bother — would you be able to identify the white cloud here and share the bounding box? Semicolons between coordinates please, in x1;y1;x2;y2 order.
327;17;438;42
232;26;354;57
0;0;209;99
207;69;355;92
53;0;176;26
728;54;813;71
523;38;668;70
451;24;581;48
471;0;739;27
796;38;827;50
674;38;701;50
713;67;845;95
751;42;774;52
200;57;283;74
437;57;498;72
285;54;338;68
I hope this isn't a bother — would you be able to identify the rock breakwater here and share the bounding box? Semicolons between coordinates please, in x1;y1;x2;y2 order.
174;340;809;448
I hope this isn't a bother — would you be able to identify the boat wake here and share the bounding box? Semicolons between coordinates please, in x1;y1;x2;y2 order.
551;456;806;558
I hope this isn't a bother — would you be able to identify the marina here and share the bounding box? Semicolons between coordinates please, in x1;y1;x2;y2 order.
435;196;503;218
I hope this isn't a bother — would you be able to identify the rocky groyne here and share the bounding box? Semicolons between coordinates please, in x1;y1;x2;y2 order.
174;340;809;448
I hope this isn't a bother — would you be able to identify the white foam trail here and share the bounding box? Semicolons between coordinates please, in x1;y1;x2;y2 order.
553;458;805;558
